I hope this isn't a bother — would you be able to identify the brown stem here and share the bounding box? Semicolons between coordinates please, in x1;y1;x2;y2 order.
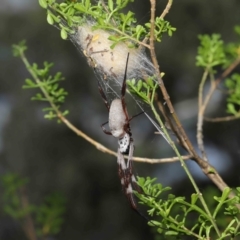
202;57;240;113
197;69;209;161
19;187;37;240
205;114;240;122
160;0;173;19
58;111;190;163
197;58;240;160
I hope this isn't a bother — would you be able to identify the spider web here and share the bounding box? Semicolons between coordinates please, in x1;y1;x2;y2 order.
69;20;168;142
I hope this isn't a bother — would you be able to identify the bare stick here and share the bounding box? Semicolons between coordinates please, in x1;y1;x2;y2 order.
160;0;173;19
197;69;209;161
205;114;240;122
202;57;240;113
19;187;37;240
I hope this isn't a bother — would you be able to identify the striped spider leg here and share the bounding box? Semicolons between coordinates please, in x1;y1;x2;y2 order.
97;53;143;214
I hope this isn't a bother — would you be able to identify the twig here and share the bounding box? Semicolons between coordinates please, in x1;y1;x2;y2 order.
133;155;191;163
197;57;240;160
197;68;210;161
58;111;191;164
205;114;240;122
142;0;173;45
155;94;190;152
160;0;173;19
202;57;240;114
19;187;37;240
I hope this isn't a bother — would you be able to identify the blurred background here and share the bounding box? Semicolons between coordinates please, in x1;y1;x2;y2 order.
0;0;240;239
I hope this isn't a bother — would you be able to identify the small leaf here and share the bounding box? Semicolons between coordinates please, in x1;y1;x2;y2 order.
137;80;142;92
227;103;237;115
165;231;178;236
108;0;114;11
47;14;54;25
39;0;47;9
191;193;198;205
25;79;35;87
60;29;68;40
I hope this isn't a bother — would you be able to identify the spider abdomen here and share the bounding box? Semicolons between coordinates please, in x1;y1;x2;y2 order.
118;133;131;154
109;99;127;138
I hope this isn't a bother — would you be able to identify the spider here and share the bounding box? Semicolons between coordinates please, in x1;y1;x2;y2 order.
97;53;143;215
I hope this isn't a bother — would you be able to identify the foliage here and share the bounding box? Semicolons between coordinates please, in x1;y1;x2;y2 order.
196;34;226;71
195;30;240;117
225;73;240;116
1;173;66;238
127;76;159;105
39;0;176;45
12;40;69;121
1;173;33;219
9;0;240;239
136;177;240;239
36;192;66;237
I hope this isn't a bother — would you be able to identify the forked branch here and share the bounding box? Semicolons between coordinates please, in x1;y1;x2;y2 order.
148;0;238;209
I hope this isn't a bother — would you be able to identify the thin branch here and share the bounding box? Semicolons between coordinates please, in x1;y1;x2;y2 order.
205;114;240;122
133;155;191;163
155;95;190;152
142;0;173;45
57;111;192;164
197;68;210;161
197;57;240;160
202;57;240;114
19;187;37;240
160;0;173;19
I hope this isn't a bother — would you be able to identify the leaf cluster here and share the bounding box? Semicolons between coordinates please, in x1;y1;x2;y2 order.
225;73;240;116
1;173;66;237
136;177;240;239
1;173;33;219
36;192;66;237
196;30;240;118
23;62;69;120
196;34;226;71
127;76;158;105
39;0;176;45
13;41;69;121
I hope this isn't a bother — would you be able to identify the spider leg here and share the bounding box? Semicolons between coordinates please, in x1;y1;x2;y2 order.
101;121;112;135
96;71;110;111
121;53;130;99
129;111;145;122
125;140;144;194
120;53;130;123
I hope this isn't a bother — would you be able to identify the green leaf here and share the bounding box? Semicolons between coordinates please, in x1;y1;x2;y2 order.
165;230;179;236
39;0;47;9
108;0;114;11
234;25;240;35
60;28;68;40
191;193;198;205
196;34;226;68
12;40;27;57
47;13;54;25
23;78;36;88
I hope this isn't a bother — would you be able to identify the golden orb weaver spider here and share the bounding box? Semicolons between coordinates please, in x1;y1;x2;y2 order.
97;53;144;215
